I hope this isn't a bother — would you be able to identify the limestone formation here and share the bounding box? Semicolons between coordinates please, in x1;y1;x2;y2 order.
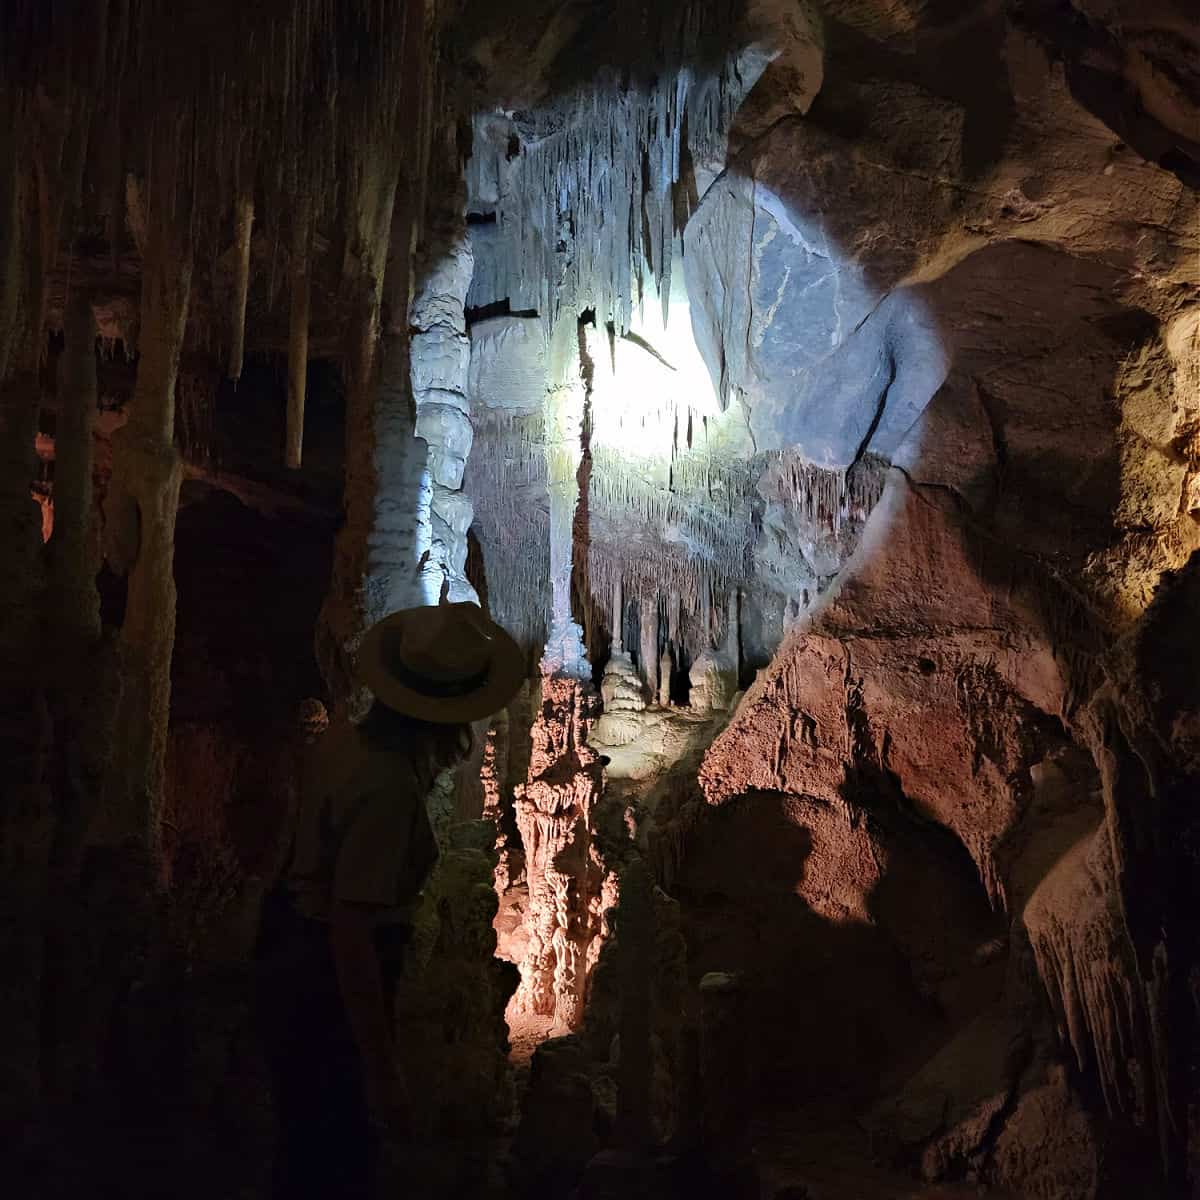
512;675;609;1034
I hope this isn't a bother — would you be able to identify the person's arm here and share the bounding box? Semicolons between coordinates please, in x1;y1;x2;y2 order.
329;900;410;1128
329;786;417;1131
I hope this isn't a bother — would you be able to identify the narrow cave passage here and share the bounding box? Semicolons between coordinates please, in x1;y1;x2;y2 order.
4;4;1200;1200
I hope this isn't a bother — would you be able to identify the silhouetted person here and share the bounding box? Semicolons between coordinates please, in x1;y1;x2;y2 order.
255;602;524;1200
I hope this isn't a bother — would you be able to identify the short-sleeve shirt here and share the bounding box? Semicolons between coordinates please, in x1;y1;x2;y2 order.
288;718;437;923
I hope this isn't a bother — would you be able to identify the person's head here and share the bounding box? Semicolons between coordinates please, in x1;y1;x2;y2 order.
358;701;474;781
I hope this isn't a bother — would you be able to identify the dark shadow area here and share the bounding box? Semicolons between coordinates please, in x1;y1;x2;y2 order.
211;357;346;506
674;788;1004;1110
808;4;1016;179
904;238;1147;703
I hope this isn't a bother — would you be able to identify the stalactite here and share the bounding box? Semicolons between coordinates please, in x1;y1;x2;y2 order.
227;191;254;382
286;194;311;469
1025;831;1150;1123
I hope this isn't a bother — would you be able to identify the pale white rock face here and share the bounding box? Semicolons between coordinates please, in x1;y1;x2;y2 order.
409;228;478;606
414;385;470;417
416;403;474;490
369;425;437;613
467;316;547;414
540;610;590;680
411;237;473;333
430;486;474;538
411;328;472;397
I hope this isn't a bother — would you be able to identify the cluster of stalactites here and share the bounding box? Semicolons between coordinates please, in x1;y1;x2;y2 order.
759;450;890;540
4;0;420;200
471;1;743;336
587;549;737;700
0;0;434;402
589;445;756;563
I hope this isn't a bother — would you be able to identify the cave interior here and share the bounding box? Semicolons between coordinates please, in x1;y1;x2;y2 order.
3;1;1200;1197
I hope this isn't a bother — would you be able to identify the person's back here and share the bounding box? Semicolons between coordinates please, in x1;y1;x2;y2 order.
288;716;434;924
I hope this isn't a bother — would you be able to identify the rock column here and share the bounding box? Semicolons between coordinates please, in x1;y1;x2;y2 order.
92;121;193;854
510;313;611;1032
514;675;606;1032
411;179;477;605
542;315;591;677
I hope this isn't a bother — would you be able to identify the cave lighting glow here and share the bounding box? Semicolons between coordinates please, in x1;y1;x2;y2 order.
588;267;725;464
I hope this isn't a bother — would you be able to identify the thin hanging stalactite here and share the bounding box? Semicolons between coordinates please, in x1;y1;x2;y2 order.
286;193;311;468
227;190;254;381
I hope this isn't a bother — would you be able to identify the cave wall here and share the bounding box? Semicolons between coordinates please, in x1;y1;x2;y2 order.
683;9;1200;1194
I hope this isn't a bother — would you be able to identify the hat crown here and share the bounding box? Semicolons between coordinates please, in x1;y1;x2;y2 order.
390;604;493;685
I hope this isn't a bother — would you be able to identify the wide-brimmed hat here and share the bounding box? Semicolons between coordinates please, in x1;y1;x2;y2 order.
357;603;525;724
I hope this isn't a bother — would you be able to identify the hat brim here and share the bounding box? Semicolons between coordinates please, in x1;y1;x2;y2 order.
357;608;527;724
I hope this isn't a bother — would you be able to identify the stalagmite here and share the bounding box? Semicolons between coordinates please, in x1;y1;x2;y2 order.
227;192;254;382
286;195;310;469
513;676;607;1032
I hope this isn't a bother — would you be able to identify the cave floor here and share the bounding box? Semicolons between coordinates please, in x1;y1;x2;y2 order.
753;1106;1013;1199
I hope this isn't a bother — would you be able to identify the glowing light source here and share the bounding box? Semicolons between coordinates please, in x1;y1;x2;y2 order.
589;267;726;464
